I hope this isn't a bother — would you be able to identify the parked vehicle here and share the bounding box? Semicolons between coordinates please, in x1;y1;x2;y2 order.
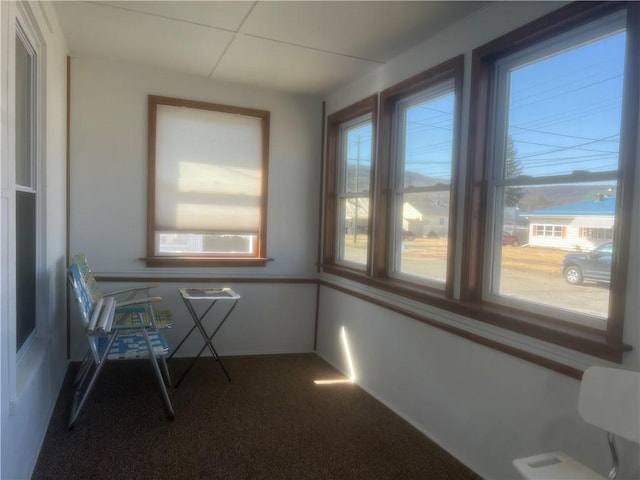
402;229;416;241
502;231;520;246
562;242;612;285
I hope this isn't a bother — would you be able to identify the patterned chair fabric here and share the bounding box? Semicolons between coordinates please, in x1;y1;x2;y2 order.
68;254;175;427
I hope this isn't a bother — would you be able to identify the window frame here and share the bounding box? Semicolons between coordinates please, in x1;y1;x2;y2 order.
376;59;463;297
323;95;378;280
145;95;271;268
464;1;639;362
322;3;639;365
14;17;41;356
323;58;464;298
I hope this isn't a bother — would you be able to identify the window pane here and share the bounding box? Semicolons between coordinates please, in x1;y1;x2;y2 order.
338;197;369;266
504;30;625;178
16;28;37;351
16;191;36;350
336;116;372;267
392;85;454;285
158;233;257;255
342;121;372;193
495;183;616;324
16;31;33;188
402;90;454;187
394;191;449;282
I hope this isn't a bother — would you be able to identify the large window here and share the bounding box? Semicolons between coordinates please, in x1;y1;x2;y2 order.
323;2;639;364
323;58;463;294
384;78;457;289
374;57;463;297
146;96;270;267
323;95;377;275
466;2;638;360
15;24;38;352
336;117;373;267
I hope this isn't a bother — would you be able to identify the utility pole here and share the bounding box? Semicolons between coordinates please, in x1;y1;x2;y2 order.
353;134;362;244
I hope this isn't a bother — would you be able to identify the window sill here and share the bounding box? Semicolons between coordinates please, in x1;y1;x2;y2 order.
12;337;49;412
143;256;272;268
319;266;632;368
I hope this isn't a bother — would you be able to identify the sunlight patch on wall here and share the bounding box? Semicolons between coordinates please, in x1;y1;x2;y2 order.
314;326;357;385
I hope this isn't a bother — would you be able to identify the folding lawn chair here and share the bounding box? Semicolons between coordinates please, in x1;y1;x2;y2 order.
67;254;175;427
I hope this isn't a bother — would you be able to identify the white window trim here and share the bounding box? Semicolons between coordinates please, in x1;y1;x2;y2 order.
1;1;48;406
481;11;626;330
389;81;456;289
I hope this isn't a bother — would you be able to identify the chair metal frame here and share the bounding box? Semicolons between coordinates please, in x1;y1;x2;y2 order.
68;254;175;427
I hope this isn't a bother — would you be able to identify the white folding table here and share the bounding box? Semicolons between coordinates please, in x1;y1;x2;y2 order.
169;287;240;386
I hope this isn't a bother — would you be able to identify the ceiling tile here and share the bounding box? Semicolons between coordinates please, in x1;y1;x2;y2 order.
242;1;486;62
93;1;254;31
212;35;378;94
55;1;234;77
54;1;490;95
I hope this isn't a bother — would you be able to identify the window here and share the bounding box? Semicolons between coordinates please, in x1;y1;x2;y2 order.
323;95;377;275
533;225;564;238
384;78;457;289
15;24;38;352
146;96;270;267
336;117;373;267
323;3;638;365
374;57;463;297
323;58;463;296
466;2;638;360
581;228;613;240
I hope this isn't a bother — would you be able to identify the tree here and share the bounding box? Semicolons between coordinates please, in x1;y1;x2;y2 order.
504;135;524;207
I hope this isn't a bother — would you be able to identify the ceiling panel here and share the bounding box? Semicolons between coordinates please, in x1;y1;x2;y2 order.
54;1;490;95
93;1;254;31
243;1;485;62
55;1;234;77
212;34;378;93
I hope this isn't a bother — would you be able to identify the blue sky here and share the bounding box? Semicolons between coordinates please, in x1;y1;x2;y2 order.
344;27;627;187
507;30;626;178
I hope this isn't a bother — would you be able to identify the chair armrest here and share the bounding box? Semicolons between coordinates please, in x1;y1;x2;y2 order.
92;297;117;334
113;297;172;330
115;296;163;308
103;285;160;299
87;298;104;334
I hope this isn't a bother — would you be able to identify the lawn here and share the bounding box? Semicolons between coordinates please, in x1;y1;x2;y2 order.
344;236;567;275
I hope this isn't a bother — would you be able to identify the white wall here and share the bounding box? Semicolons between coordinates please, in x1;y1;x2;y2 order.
0;2;69;479
71;281;317;362
318;2;640;479
68;58;322;360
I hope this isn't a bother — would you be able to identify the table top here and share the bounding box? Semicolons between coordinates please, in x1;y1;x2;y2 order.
179;287;240;300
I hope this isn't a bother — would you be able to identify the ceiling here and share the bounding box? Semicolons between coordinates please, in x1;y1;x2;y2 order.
53;1;487;96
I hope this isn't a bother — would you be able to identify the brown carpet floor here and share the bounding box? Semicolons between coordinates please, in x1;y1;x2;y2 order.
33;353;481;480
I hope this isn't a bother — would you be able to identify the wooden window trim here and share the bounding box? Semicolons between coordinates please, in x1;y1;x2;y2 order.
463;1;638;362
322;94;378;275
375;55;464;298
146;95;270;267
322;3;636;364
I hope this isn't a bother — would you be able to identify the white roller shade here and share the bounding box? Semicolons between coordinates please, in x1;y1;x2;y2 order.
155;105;263;233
